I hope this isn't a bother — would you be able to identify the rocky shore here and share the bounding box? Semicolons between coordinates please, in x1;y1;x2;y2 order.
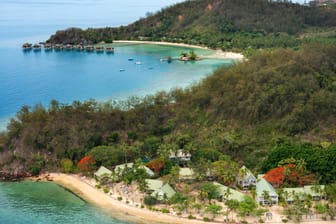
0;170;31;181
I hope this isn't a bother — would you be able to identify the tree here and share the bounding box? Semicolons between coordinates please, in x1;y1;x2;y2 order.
225;199;239;221
237;196;257;221
205;204;222;220
61;158;73;173
200;182;219;204
77;156;95;172
147;158;165;174
212;156;239;186
169;165;180;184
88;145;125;166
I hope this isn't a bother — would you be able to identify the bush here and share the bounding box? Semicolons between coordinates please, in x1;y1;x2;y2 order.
241;221;248;224
95;184;101;189
203;217;210;222
188;214;196;219
103;187;109;193
29;165;41;176
61;158;73;173
282;219;288;223
161;208;170;213
117;196;122;201
144;195;157;206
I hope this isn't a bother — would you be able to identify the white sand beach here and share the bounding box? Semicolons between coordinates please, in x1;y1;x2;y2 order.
113;40;244;61
42;173;336;224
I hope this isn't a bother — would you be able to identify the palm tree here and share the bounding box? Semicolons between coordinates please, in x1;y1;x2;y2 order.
262;190;271;206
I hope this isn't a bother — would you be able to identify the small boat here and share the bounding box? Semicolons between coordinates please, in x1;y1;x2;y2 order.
119;69;125;72
135;61;142;65
74;45;84;51
33;44;41;51
22;42;32;50
128;58;134;61
148;67;154;70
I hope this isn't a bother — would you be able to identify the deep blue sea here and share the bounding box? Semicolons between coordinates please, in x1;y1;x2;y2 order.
0;1;231;223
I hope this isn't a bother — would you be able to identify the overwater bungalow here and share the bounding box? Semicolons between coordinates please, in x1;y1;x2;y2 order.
33;44;41;51
74;45;84;51
106;47;114;53
85;45;94;52
54;44;63;51
95;46;104;52
65;44;73;50
44;43;52;51
22;42;32;50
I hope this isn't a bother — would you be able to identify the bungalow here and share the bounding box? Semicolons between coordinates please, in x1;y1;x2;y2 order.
283;185;326;203
256;178;278;205
114;162;154;177
282;187;306;204
213;182;246;202
237;166;257;190
304;185;326;201
145;179;176;200
94;166;112;181
179;167;195;181
169;149;191;162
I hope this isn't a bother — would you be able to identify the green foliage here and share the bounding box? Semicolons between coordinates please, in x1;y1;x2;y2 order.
60;158;73;173
200;182;219;203
88;145;125;167
48;0;336;52
144;195;157;206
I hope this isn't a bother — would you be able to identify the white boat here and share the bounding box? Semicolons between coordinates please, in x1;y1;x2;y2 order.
135;61;142;65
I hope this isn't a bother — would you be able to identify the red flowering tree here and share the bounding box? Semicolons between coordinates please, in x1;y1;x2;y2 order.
77;156;96;173
147;158;165;174
264;162;314;187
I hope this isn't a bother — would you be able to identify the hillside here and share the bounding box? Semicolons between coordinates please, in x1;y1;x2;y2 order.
47;0;336;51
1;43;335;181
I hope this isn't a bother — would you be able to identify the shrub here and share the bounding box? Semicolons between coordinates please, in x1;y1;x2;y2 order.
188;214;196;219
282;219;288;223
144;195;157;206
161;208;170;213
203;217;210;222
117;196;122;201
61;158;73;173
103;187;109;193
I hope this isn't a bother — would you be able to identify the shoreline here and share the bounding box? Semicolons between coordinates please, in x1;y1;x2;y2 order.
113;40;244;61
46;173;217;224
31;173;336;224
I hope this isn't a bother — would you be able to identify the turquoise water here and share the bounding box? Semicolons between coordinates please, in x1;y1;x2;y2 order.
0;181;129;224
0;0;232;131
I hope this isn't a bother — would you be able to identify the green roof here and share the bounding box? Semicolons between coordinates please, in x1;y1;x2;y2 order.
146;179;164;191
256;178;277;195
114;162;154;176
179;168;195;179
213;182;246;201
239;166;253;178
146;179;176;199
283;188;306;201
94;166;112;178
283;185;325;201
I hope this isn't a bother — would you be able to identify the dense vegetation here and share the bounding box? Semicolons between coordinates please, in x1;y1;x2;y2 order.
1;43;335;183
47;0;336;53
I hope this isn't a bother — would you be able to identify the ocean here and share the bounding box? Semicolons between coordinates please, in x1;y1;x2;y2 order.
0;0;233;131
0;1;232;223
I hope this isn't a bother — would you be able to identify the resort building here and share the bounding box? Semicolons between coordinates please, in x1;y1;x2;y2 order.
179;167;195;181
256;178;279;205
283;185;326;203
169;149;191;162
114;162;154;177
94;166;112;181
145;179;176;200
213;182;246;202
237;166;257;190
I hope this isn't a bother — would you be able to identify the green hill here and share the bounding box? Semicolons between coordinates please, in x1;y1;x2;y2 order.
47;0;336;51
1;43;335;180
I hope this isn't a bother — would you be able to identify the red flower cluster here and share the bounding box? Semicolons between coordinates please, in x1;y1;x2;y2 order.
264;163;304;187
77;156;96;172
147;158;165;173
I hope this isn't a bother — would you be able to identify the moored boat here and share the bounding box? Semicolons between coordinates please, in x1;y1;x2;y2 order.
95;46;104;53
85;45;94;52
54;44;63;51
65;44;73;50
44;43;52;51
